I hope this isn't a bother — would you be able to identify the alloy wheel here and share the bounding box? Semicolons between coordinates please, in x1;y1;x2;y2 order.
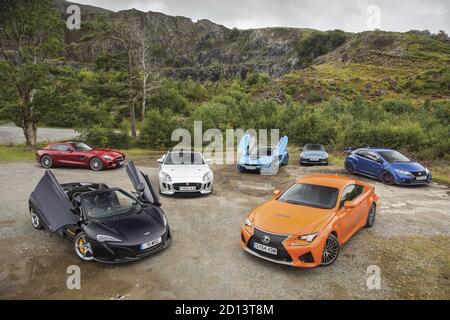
90;157;103;171
321;234;339;266
382;171;394;185
345;162;355;173
75;233;94;261
31;212;41;229
41;156;52;168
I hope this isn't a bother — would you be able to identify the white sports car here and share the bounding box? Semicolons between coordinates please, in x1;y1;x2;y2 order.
157;150;214;195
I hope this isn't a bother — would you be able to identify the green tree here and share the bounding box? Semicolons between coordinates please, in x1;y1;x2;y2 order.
0;0;64;147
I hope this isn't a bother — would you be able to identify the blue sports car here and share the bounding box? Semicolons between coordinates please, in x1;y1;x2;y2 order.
237;135;289;174
344;148;432;185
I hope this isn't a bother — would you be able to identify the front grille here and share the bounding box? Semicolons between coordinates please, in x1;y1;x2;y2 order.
173;182;202;191
410;171;427;177
115;156;125;162
247;227;292;263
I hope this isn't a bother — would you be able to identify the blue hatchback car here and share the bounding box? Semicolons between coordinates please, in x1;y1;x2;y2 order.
344;148;432;185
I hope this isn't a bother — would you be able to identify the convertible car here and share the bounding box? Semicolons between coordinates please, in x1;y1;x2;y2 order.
28;161;171;263
157;150;214;195
241;175;378;267
344;147;432;185
36;141;125;171
237;134;289;174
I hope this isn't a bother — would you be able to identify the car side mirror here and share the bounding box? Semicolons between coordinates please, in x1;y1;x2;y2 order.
205;158;211;164
273;190;281;197
157;158;163;163
67;148;74;153
344;201;355;209
137;183;145;192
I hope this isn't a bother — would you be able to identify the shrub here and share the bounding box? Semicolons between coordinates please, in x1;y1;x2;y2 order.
138;109;178;149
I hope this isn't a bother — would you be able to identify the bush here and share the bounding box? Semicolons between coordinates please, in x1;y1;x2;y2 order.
381;99;415;114
79;124;130;149
138;109;178;149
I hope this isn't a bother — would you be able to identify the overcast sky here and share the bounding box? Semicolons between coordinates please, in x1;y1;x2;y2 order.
74;0;450;33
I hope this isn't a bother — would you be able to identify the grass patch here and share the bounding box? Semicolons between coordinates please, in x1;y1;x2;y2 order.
0;145;35;162
431;165;450;187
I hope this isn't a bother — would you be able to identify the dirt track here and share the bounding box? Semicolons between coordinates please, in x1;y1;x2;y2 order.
0;157;449;299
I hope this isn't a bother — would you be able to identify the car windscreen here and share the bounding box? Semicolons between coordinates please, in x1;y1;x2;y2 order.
250;146;272;158
378;150;411;163
164;152;204;165
304;144;325;151
73;142;93;151
278;183;339;209
81;190;141;219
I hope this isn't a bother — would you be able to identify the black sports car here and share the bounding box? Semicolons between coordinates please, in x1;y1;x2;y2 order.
28;161;171;263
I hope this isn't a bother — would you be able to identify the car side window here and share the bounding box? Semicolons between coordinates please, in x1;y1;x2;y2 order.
366;151;380;162
57;144;70;151
49;145;59;150
340;185;364;207
356;150;367;158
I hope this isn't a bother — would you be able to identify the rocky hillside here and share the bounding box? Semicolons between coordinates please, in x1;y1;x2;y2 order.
55;0;450;88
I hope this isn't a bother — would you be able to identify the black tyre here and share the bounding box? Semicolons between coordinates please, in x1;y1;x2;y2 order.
382;171;395;185
40;155;53;169
282;154;289;166
30;209;44;230
321;234;340;266
345;161;355;173
74;232;94;261
89;157;104;171
365;203;376;228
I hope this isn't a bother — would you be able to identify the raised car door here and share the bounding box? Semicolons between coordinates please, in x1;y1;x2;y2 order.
274;136;288;161
126;161;161;205
237;134;250;159
29;170;79;232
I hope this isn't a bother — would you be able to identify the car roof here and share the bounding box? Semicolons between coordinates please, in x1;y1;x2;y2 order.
297;175;366;189
356;147;393;152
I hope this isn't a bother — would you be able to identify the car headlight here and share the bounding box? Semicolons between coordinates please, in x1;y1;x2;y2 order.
300;152;304;158
203;172;211;181
161;172;172;182
298;232;319;242
161;213;168;226
97;234;122;242
323;153;329;159
102;155;113;161
395;169;412;176
425;167;430;175
244;218;253;227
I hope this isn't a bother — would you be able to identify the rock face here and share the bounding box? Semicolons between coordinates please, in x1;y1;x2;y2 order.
53;1;324;80
49;1;449;81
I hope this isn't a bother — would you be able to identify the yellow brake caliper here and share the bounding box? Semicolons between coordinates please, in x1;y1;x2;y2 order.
79;238;86;255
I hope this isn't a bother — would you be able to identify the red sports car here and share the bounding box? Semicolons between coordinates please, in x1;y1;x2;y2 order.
36;142;126;171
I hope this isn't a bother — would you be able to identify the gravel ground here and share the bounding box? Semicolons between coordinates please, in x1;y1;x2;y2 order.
0;157;449;299
0;124;77;145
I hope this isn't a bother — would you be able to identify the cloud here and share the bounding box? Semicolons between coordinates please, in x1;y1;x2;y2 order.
74;0;450;33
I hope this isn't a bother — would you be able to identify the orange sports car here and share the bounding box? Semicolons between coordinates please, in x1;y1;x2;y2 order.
241;175;378;267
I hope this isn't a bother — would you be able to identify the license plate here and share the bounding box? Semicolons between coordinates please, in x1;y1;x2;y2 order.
245;166;256;170
179;186;197;191
416;176;427;181
253;242;277;255
118;161;124;166
140;237;162;250
309;158;319;161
